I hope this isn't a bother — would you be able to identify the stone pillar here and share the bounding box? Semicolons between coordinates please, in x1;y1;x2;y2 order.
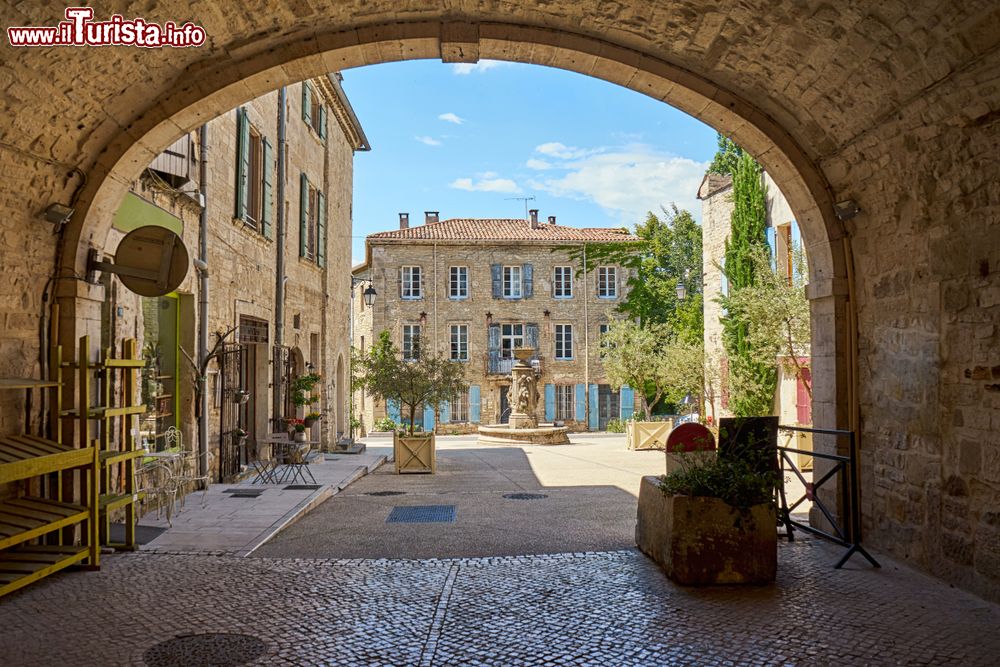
508;348;538;429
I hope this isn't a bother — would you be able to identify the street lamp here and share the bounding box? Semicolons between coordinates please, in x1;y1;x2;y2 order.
362;285;377;307
675;281;687;301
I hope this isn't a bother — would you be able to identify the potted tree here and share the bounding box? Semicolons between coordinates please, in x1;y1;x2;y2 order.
601;320;703;450
635;432;779;585
355;331;467;474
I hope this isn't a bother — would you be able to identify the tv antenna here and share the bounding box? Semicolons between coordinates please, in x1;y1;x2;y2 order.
505;195;536;219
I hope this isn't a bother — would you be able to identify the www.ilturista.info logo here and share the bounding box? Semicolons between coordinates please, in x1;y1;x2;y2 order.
7;7;206;48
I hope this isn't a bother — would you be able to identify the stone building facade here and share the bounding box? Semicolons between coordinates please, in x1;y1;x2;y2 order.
698;171;810;428
352;212;639;435
103;74;367;481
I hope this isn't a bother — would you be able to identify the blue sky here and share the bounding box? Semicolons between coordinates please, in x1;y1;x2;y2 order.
341;59;719;263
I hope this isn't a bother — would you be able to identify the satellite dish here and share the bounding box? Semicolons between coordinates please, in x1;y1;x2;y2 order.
87;226;189;297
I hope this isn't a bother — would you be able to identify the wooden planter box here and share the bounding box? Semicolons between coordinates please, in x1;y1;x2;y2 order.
636;475;776;585
394;433;436;474
626;420;673;450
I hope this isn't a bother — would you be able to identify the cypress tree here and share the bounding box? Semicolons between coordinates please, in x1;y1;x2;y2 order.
721;152;777;416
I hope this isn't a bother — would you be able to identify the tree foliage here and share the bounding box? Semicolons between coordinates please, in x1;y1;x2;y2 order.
601;320;703;417
354;330;468;435
707;133;745;176
720;152;777;416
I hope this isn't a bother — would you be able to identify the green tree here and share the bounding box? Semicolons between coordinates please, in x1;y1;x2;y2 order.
355;331;468;436
720;152;777;416
601;320;704;417
707;133;744;176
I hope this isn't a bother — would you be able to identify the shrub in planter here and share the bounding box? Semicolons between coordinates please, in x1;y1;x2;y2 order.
636;441;779;585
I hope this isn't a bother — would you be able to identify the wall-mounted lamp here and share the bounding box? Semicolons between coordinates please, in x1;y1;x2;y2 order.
43;203;75;229
833;199;861;221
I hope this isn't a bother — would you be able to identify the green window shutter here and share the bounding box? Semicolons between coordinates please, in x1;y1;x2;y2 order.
318;105;327;141
299;173;308;258
261;137;274;239
234;107;249;220
316;191;326;267
301;82;312;125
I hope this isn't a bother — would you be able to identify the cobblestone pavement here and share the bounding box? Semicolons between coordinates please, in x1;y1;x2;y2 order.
1;537;998;666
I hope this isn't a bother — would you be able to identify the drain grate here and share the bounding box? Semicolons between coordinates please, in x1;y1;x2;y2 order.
223;488;265;496
143;632;267;667
283;484;322;491
503;493;549;500
366;490;406;496
386;505;456;524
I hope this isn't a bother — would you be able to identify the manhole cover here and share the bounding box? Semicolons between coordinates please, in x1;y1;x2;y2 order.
366;490;406;496
386;505;456;524
503;493;549;500
143;633;267;667
283;484;322;491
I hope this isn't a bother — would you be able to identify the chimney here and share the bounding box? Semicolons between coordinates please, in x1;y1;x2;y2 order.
548;215;556;225
399;212;409;229
529;209;539;228
425;211;439;225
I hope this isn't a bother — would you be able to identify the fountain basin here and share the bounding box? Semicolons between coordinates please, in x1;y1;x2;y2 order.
477;424;570;445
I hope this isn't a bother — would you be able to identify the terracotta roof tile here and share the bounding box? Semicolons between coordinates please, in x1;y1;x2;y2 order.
368;218;639;242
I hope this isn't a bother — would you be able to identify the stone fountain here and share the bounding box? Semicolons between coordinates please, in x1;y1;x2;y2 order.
477;347;570;445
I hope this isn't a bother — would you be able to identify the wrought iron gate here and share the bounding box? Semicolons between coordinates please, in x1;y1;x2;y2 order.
218;342;249;482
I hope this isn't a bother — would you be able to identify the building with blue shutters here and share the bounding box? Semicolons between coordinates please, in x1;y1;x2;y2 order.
352;210;640;434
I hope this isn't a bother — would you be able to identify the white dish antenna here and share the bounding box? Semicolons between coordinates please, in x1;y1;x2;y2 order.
87;226;189;297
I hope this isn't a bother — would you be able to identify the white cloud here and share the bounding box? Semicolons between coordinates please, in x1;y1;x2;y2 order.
415;135;442;146
450;176;521;193
451;60;508;75
438;112;465;125
527;144;707;223
534;142;599;160
526;158;553;170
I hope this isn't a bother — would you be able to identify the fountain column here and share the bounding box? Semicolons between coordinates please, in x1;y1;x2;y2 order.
508;347;538;429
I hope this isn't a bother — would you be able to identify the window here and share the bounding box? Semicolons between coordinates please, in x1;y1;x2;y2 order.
500;323;524;359
301;81;327;141
553;266;573;298
450;324;469;361
401;266;422;299
402;324;421;361
451;391;469;422
555;385;574;421
503;265;522;298
598;267;617;298
554;324;573;360
450;266;468;299
238;315;268;344
298;174;325;265
245;126;263;230
235;107;272;238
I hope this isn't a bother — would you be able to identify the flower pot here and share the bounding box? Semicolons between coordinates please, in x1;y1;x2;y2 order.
293;431;307;443
635;475;776;585
304;417;319;428
394;432;435;474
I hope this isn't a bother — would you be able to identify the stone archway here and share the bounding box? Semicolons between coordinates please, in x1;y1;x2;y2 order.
4;3;998;600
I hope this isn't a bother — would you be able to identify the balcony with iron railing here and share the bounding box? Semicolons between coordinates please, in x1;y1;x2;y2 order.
485;354;542;376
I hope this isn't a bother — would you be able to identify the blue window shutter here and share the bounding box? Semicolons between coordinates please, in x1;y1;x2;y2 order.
766;226;777;271
299;173;308;258
544;384;555;422
525;323;539;354
491;264;501;298
387;399;401;423
235;107;249;220
423;405;435;431
620;386;635;420
316;190;326;267
301;81;312;124
469;385;481;423
523;263;533;297
318;104;327;141
589;384;599;430
261;137;274;239
440;400;451;424
575;384;586;421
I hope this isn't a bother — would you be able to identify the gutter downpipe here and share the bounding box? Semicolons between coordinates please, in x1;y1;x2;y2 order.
273;87;288;425
197;123;210;483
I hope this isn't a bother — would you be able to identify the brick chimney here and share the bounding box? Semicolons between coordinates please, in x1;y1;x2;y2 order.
529;209;539;228
425;211;439;224
548;215;556;225
399;212;409;229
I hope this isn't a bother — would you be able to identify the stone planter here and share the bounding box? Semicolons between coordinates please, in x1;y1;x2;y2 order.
626;420;673;450
394;432;435;474
635;475;776;585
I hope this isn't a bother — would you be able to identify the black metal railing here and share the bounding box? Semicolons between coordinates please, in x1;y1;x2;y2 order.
776;424;880;569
